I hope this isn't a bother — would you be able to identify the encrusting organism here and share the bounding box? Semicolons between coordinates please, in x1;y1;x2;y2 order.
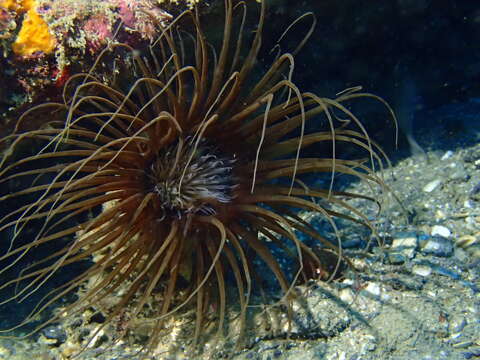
0;0;395;357
0;0;56;56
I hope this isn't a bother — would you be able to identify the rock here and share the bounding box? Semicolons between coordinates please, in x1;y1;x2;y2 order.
361;282;390;301
341;235;367;249
412;265;432;277
423;179;442;193
449;316;467;333
391;232;418;259
339;288;355;303
364;282;381;297
421;236;454;257
453;247;469;262
432;266;461;280
431;225;451;238
387;252;406;264
441;150;454;160
41;325;67;346
448;164;469;181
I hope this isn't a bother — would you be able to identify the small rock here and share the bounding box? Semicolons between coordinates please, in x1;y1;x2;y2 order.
364;335;377;351
39;336;58;346
387;252;406;264
454;247;469;262
89;312;106;323
341;236;366;248
339;288;354;303
433;266;461;280
391;232;418;259
431;225;451;238
423;179;442;193
364;282;381;297
441;150;454;160
449;165;468;181
41;325;67;345
61;344;81;358
361;282;390;300
412;265;432;277
452;341;474;349
449;316;467;333
470;182;480;199
435;210;447;220
421;236;454;257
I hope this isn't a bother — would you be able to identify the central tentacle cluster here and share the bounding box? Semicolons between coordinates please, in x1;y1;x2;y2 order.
146;139;237;217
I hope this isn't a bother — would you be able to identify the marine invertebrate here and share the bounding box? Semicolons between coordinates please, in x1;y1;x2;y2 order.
12;6;56;55
0;0;393;357
1;0;56;56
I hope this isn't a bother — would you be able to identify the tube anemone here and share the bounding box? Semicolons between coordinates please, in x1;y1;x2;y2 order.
0;0;394;357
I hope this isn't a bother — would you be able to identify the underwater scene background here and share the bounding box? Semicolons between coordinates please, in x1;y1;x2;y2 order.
0;0;479;359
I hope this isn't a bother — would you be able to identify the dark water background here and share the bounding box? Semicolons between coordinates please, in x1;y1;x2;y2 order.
258;0;480;158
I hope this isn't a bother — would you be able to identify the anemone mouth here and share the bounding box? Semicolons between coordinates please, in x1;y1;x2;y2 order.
145;138;238;217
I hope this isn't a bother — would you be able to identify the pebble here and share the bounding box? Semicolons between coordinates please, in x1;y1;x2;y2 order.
412;265;432;277
387;252;406;264
339;288;354;303
421;236;454;257
41;325;67;345
423;179;442;192
431;225;451;238
449;316;467;333
61;344;81;358
435;209;447;220
449;165;469;181
364;282;382;297
441;150;454;160
362;282;390;300
433;266;461;280
391;232;418;259
452;341;473;349
362;335;377;351
341;236;366;249
453;247;469;262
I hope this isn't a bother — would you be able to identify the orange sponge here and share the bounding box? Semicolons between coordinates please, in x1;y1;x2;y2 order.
1;0;56;56
12;8;56;55
0;0;21;12
1;0;36;13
